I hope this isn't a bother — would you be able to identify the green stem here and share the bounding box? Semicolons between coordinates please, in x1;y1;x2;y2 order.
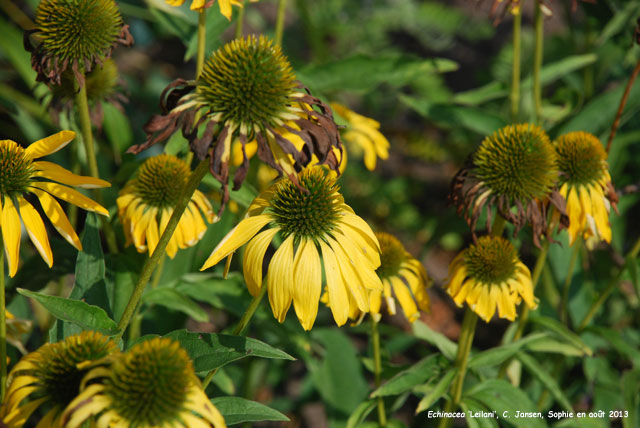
128;257;165;342
274;0;287;47
510;10;522;121
559;237;581;325
196;9;207;78
74;78;118;254
151;254;166;290
116;159;210;338
0;236;6;401
370;317;387;427
606;59;640;154
202;283;268;389
578;236;640;331
491;215;506;237
533;0;544;122
438;308;478;428
235;2;245;39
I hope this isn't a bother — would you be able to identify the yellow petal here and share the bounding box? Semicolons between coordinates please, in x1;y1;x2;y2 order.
334;231;383;291
160;209;178;259
266;235;295;323
589;185;611;243
24;130;75;160
2;198;22;277
340;212;380;254
338;221;381;267
293;239;322;330
193;190;216;223
131;205;150;251
201;214;271;270
369;289;382;315
566;186;583;245
34;407;60;428
319;239;349;326
217;0;233;17
32;161;110;189
390;276;419;323
146;208;160;255
166;0;185;5
31;188;82;250
327;236;369;312
18;196;53;267
190;0;206;10
243;227;279;296
30;182;108;216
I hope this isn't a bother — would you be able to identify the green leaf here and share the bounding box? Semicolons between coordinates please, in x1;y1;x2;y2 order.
516;352;573;412
175;272;247;316
412;320;457;360
70;213;106;300
465;380;547;428
622;369;640;428
141;288;209;322
297;54;458;93
201;174;257;208
134;330;294;372
103;103;133;160
19;289;118;335
453;81;507;106
371;354;441;397
346;400;377;428
460;398;499;428
597;2;640;46
415;368;457;414
400;95;507;136
521;54;597;89
524;338;585;357
210;397;289;425
529;315;592;356
588;326;640;368
467;333;548;369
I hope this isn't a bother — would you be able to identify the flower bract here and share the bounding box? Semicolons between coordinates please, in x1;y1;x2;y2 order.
0;131;110;277
444;236;537;322
200;166;382;330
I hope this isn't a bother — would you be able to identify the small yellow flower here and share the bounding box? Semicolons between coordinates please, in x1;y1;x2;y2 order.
444;236;537;323
555;132;617;248
369;232;431;323
0;132;110;277
201;166;382;330
331;103;390;171
166;0;258;18
117;154;216;258
62;338;226;428
1;331;118;428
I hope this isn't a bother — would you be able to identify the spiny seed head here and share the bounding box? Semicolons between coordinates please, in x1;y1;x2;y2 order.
52;58;119;102
105;338;193;426
269;168;341;243
35;0;124;64
198;35;297;136
376;232;407;279
133;154;190;208
31;331;117;407
555;131;607;187
475;124;558;201
464;236;518;284
0;140;33;199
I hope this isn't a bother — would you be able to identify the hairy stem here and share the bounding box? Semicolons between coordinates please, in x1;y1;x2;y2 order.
0;237;6;400
235;2;245;39
275;0;287;47
371;317;387;427
510;10;522;121
196;9;207;78
533;0;544;122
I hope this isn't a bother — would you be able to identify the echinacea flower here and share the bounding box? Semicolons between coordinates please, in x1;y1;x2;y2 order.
26;0;133;87
369;232;431;323
166;0;258;19
0;131;110;277
554;132;618;248
131;35;342;211
200;166;382;330
0;331;118;428
117;154;216;258
331;103;390;171
62;337;226;428
444;236;537;322
450;123;566;247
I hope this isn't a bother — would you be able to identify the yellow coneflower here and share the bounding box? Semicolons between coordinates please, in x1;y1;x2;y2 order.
117;154;216;258
166;0;258;19
369;232;431;323
0;132;109;277
200;166;382;330
445;236;537;323
331;103;390;171
62;338;226;428
131;35;342;210
27;0;133;87
0;331;118;428
554;132;617;248
450;123;564;247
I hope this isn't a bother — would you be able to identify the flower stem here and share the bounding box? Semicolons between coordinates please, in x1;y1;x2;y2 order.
559;237;581;325
438;308;478;428
533;0;544;122
578;235;640;331
510;10;522;121
370;316;387;427
116;159;210;338
0;236;6;401
235;2;245;39
196;9;207;78
74;77;118;254
202;283;268;389
606;59;640;154
274;0;287;47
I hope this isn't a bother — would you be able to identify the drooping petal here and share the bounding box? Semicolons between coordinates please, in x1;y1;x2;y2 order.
2;197;22;277
31;188;82;250
266;235;295;322
389;276;419;323
17;196;53;267
24;130;75;160
32;161;110;189
292;239;322;330
146;208;160;255
243;227;279;296
29;182;109;216
319;239;349;326
327;236;369;312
